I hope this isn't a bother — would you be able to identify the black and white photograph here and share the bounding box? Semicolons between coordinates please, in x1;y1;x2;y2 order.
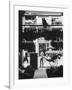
18;10;63;79
0;0;72;89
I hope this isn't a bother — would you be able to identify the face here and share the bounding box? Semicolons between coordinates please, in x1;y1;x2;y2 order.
40;51;44;57
46;54;50;57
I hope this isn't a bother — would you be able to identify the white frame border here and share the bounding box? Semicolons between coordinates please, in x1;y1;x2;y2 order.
9;1;71;89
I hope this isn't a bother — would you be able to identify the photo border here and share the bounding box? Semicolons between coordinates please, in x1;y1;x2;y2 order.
9;1;70;89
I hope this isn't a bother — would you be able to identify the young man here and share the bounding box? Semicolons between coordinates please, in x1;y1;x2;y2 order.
40;51;44;68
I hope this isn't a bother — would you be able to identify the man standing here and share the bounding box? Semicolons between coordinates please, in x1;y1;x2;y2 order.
40;51;44;68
